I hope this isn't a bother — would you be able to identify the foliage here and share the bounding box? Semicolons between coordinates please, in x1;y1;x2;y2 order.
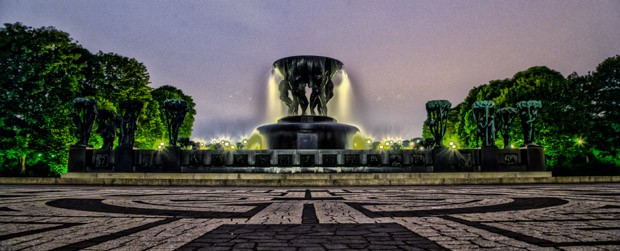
83;52;164;149
453;60;620;172
0;23;85;176
1;23;192;176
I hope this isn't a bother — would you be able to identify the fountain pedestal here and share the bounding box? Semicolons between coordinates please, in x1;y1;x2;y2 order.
257;116;359;149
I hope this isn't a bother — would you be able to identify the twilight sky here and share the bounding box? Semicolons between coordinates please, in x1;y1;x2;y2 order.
1;0;619;142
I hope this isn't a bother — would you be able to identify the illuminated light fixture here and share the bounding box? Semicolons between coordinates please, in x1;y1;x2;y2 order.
160;142;165;146
385;142;390;146
511;144;515;149
220;140;225;144
367;140;372;144
224;142;230;147
243;140;248;144
449;142;454;146
451;145;456;149
379;145;384;149
231;145;235;149
420;147;425;150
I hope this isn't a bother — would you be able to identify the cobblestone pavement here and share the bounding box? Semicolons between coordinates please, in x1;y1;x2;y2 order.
0;184;619;250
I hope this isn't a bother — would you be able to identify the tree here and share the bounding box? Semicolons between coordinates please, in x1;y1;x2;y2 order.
586;55;620;164
151;85;196;140
0;23;84;175
453;67;570;166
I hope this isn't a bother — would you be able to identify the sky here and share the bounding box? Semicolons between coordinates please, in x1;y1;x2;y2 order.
1;0;619;142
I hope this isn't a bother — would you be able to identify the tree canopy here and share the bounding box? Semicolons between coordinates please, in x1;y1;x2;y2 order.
450;59;619;173
0;23;194;176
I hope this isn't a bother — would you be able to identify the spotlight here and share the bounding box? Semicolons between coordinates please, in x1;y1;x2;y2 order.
449;141;454;146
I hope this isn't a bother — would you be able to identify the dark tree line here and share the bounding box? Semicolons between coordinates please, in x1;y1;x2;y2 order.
0;23;196;176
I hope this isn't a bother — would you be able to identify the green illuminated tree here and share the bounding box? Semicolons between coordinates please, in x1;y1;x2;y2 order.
0;23;84;175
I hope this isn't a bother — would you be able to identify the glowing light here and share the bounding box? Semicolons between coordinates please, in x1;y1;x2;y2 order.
246;130;264;150
224;142;229;147
243;140;248;144
367;140;372;144
160;142;165;146
379;145;384;149
231;145;235;149
575;137;586;147
511;144;515;148
449;141;454;146
451;145;456;149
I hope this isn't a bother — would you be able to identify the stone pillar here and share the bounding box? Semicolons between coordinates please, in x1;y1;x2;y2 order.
114;147;134;172
526;145;546;171
161;147;182;172
433;147;455;172
480;146;499;171
68;145;87;172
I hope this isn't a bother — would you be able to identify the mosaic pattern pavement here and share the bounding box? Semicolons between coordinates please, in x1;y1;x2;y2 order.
0;184;619;250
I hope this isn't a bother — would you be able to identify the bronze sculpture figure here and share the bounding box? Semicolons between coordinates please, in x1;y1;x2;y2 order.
496;107;517;149
517;100;542;146
117;100;143;148
162;99;189;147
273;56;342;116
472;101;496;147
70;98;98;146
425;100;451;148
96;109;116;150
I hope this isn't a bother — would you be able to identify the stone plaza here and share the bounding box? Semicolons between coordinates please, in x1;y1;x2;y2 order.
0;184;619;250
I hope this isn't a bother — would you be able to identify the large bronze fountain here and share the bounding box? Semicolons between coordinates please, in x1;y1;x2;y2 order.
257;56;359;149
67;55;546;173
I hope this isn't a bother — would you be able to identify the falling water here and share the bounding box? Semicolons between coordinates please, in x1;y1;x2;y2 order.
327;69;355;124
265;70;287;123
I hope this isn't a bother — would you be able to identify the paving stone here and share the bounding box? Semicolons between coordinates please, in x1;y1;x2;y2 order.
0;184;618;250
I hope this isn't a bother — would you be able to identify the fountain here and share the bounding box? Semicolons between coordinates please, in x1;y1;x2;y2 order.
66;56;547;174
257;56;360;149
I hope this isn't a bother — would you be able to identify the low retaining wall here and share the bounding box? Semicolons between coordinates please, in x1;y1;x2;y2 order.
68;146;546;173
2;172;619;186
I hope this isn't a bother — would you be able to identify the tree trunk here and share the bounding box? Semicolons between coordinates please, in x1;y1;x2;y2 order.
19;133;30;175
20;155;26;175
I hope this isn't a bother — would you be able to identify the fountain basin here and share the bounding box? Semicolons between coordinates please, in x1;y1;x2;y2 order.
257;115;359;149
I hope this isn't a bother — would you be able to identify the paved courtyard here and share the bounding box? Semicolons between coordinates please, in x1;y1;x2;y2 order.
0;184;618;250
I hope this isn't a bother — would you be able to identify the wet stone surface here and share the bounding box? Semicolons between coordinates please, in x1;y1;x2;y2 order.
0;184;619;250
